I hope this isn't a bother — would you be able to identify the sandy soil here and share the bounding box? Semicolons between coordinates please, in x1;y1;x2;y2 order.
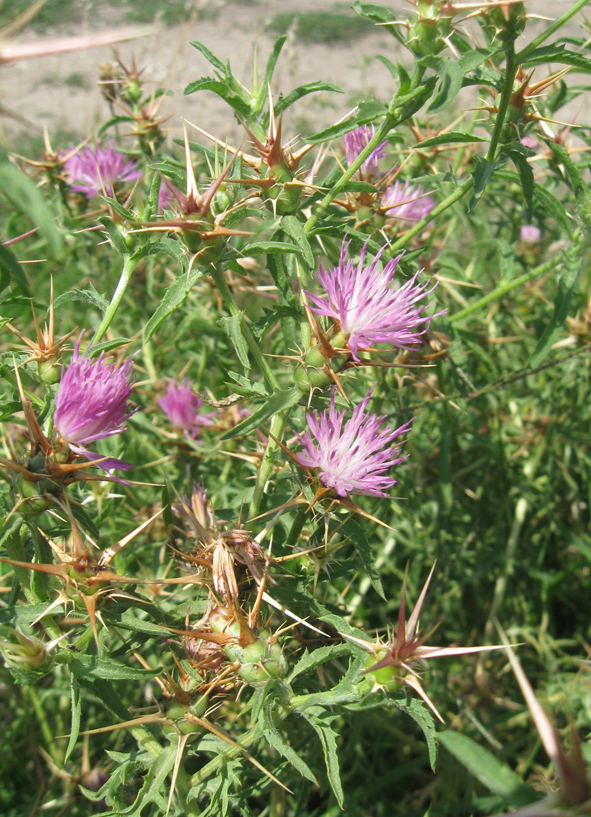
1;0;588;151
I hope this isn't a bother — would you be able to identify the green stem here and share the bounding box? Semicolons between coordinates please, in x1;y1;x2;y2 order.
209;265;279;391
387;176;474;255
248;408;288;524
516;0;591;63
487;45;517;161
449;254;557;323
130;725;164;759
304;113;397;235
91;254;138;344
285;506;308;548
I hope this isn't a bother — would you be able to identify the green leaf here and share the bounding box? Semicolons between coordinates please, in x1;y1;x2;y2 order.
116;610;169;637
542;137;591;225
262;702;316;783
98;216;129;256
189;40;226;73
85;338;131;358
222;387;302;439
426;57;463;114
300;707;344;807
54;285;109;315
143;266;204;343
521;44;591;73
275;81;343;116
64;674;81;764
255;36;287;114
241;241;304;256
469;155;506;210
505;149;534;222
218;313;251;373
183;77;251;119
394;698;438;772
0;164;63;259
339;518;385;599
69;654;160;681
281;215;315;271
438;730;535;805
415;131;488;149
307;98;387;144
533;184;572;234
528;244;580;368
352;2;406;46
0;244;27;292
289;643;357;683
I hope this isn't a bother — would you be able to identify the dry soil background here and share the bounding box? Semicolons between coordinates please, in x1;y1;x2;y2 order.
1;0;588;152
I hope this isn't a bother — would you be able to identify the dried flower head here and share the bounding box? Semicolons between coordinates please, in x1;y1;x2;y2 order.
62;142;141;198
381;180;436;223
158;381;216;439
296;388;412;498
344;125;388;178
54;337;136;471
305;239;442;361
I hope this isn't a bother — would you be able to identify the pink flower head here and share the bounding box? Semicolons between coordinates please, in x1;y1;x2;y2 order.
520;135;539;151
520;224;541;244
381;180;436;222
158;181;175;212
158;381;216;439
305;239;443;361
344;125;388;178
62;142;142;198
296;388;412;498
54;337;137;471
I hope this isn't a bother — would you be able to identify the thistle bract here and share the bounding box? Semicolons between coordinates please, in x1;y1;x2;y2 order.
54;338;136;471
305;239;441;361
296;388;412;498
62;142;141;198
158;381;216;439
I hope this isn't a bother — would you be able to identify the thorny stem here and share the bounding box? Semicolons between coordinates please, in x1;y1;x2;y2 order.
304;113;397;235
92;253;138;344
449;254;558;323
248;407;289;525
486;44;518;161
387;176;474;256
209;264;279;392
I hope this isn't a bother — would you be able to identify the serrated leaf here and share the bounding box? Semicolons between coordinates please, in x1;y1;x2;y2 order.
394;698;438;772
85;338;131;358
533;184;572;234
143;266;203;343
281;216;314;272
528;244;580;368
300;707;344;807
289;643;357;683
69;654;160;681
352;2;406;46
415;131;488;149
241;241;304;256
275;81;343;116
255;36;287;114
307;98;387;144
521;44;591;73
64;674;81;764
426;57;463;113
505;149;533;222
438;730;535;805
0;164;63;259
222;387;302;439
117;609;169;637
54;285;109;315
262;703;316;783
469;155;506;210
339;517;385;599
218;313;251;373
189;40;226;72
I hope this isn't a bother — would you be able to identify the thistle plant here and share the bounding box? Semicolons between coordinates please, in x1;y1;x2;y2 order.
1;2;590;815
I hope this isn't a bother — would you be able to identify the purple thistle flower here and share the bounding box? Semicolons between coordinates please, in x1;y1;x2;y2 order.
381;180;436;222
158;381;216;439
62;142;142;199
305;239;443;362
296;388;412;498
54;337;136;471
344;126;388;178
520;224;541;244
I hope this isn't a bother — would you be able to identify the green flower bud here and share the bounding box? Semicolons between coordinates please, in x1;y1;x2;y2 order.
294;332;350;391
37;359;62;385
0;628;62;685
356;650;402;695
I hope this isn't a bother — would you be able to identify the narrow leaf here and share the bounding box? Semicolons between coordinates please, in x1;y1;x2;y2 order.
143;267;204;343
222;387;302;440
64;674;81;763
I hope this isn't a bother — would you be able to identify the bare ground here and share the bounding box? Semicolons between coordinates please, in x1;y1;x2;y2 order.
1;0;588;151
